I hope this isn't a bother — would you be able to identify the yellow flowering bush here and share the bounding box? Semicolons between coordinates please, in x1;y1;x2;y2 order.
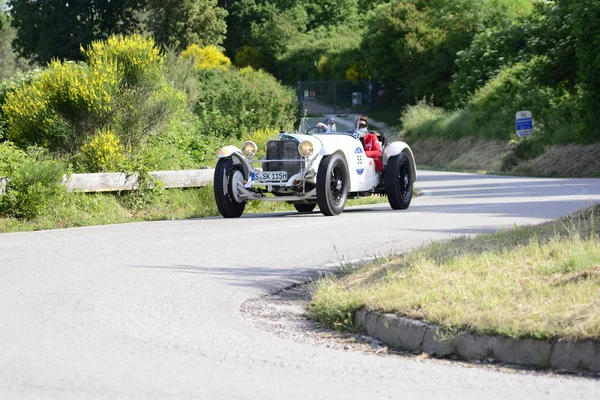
180;44;231;70
80;128;126;172
345;66;361;82
85;34;164;88
3;61;113;151
317;55;330;78
345;65;370;83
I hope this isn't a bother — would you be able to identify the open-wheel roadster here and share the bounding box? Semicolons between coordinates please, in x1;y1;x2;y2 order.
214;117;417;217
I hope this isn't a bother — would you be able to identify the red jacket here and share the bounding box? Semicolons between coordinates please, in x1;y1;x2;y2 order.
363;133;383;171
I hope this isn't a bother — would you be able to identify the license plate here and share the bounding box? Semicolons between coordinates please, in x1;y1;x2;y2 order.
254;171;287;182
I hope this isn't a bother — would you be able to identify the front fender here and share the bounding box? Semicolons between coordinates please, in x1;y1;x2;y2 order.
217;145;252;176
383;141;417;182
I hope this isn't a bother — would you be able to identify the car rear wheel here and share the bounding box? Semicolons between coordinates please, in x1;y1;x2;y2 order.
214;158;246;218
293;203;317;213
317;153;348;216
386;153;413;210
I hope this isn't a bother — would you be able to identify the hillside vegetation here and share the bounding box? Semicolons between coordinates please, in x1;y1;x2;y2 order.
1;0;599;225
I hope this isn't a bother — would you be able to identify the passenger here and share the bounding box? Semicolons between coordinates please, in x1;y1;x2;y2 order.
316;117;337;133
357;117;383;172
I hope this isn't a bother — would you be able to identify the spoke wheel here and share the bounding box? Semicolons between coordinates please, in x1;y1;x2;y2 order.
317;153;348;216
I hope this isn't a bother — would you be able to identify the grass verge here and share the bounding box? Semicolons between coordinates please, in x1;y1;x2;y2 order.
0;188;391;233
308;205;600;340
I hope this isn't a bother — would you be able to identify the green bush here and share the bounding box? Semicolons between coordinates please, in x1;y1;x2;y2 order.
134;109;222;171
0;159;65;219
452;23;528;106
276;24;363;84
0;141;28;176
190;66;296;139
467;59;580;142
403;58;581;144
569;0;600;141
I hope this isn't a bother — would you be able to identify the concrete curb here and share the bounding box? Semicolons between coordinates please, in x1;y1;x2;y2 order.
355;310;600;373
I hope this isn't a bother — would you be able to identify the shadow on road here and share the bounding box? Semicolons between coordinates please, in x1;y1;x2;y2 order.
130;264;324;292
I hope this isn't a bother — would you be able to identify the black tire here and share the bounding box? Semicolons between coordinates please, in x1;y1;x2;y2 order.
317;153;349;216
214;158;246;218
386;152;413;210
294;203;316;213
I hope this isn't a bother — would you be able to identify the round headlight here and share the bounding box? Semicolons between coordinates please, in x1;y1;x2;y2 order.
241;141;258;157
298;140;314;157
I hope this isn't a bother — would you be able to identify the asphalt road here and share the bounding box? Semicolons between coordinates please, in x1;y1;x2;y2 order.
1;170;600;399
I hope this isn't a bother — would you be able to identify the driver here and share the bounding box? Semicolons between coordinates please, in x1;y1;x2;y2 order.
357;117;383;172
316;117;337;133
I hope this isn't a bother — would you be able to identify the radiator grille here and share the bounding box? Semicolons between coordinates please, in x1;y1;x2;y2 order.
264;140;302;175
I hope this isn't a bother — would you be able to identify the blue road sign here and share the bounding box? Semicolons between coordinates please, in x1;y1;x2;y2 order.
516;111;534;137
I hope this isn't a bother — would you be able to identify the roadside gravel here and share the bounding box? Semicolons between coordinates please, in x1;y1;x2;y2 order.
240;281;599;379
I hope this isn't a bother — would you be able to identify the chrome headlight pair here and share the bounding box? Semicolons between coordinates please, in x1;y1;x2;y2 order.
242;140;313;157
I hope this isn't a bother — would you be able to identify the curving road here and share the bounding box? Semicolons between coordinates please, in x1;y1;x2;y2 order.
1;170;600;399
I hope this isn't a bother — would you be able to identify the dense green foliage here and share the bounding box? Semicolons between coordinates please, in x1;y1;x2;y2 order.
0;158;65;219
277;24;363;83
569;0;600;142
0;11;26;81
362;0;532;106
8;0;143;64
403;58;580;147
2;0;600;223
451;23;528;106
0;142;65;219
402;0;600;143
189;66;296;139
146;0;228;52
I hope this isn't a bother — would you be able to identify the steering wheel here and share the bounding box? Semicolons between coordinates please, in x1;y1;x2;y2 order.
305;126;321;135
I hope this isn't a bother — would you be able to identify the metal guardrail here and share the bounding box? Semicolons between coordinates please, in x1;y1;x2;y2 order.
0;169;215;195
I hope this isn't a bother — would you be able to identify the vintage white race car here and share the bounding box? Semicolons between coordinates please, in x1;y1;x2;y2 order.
213;117;417;217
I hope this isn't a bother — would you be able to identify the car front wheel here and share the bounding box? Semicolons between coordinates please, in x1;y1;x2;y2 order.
317;153;348;216
214;158;246;218
386;153;413;210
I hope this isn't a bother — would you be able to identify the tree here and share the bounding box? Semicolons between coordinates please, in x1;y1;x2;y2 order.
0;9;28;80
221;0;361;70
146;0;227;52
361;0;533;107
568;0;600;141
247;5;307;72
8;0;143;64
302;0;358;30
